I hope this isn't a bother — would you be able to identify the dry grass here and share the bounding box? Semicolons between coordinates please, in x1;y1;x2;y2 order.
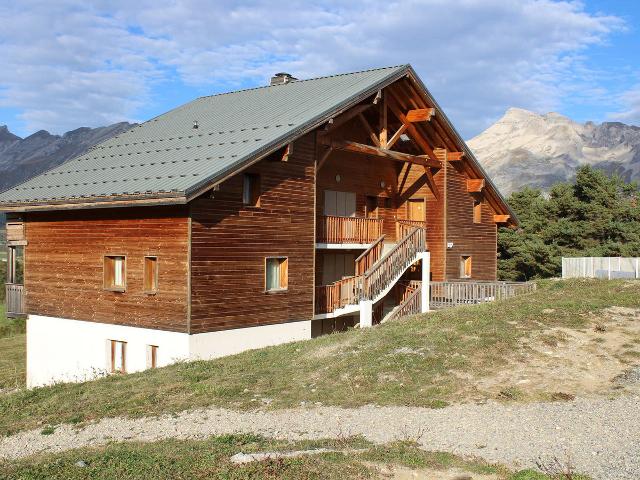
0;305;25;392
0;435;571;480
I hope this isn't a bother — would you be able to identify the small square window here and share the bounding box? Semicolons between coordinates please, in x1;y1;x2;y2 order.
104;255;126;291
144;256;158;293
265;257;288;291
243;173;261;206
147;345;159;368
473;200;482;224
109;340;127;373
460;255;472;279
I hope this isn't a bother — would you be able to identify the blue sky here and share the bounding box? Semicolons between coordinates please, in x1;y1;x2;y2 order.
0;0;638;139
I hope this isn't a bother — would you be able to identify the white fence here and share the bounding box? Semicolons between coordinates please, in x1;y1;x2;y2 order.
562;257;640;279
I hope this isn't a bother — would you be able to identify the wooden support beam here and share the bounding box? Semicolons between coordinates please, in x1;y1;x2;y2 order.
387;93;439;164
358;113;380;147
379;91;387;148
423;166;440;200
316;147;334;172
446;151;464;161
322;104;372;133
406;108;435;122
281;143;293;162
321;138;441;168
467;179;485;193
494;214;510;224
386;123;408;149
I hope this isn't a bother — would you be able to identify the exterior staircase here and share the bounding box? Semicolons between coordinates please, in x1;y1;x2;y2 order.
315;226;428;324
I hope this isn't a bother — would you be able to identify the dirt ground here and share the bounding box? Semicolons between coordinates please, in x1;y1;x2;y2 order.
472;306;640;401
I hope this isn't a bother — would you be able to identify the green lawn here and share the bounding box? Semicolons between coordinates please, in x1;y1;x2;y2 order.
0;304;26;392
0;434;577;480
0;279;638;437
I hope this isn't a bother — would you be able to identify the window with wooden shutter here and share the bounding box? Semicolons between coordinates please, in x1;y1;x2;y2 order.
265;257;288;291
144;256;158;293
104;255;126;291
460;255;472;278
243;173;261;206
473;200;482;224
109;340;127;373
147;345;159;368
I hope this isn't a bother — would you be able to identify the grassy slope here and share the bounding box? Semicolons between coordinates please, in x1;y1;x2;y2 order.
0;434;569;480
0;304;25;391
0;279;639;437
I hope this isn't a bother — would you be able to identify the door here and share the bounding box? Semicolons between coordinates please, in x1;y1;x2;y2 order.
322;253;356;284
408;198;425;221
324;190;356;217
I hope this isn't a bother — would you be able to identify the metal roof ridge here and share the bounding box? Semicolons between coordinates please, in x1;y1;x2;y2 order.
196;64;409;100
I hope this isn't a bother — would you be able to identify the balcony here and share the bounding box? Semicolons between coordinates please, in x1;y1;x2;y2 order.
316;215;383;245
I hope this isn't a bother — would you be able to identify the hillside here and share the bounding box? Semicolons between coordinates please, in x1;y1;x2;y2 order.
468;108;640;196
1;279;639;436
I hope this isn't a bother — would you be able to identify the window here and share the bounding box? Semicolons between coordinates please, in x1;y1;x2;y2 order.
6;246;24;284
104;256;126;291
144;256;158;293
109;340;127;373
243;173;261;206
473;200;482;224
147;345;159;368
460;255;472;278
265;257;288;291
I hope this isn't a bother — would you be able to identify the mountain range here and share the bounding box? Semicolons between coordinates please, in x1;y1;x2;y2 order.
0;122;136;194
468;108;640;196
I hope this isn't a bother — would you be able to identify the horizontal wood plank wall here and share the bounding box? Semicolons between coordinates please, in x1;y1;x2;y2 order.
189;134;316;334
397;162;445;281
24;206;190;331
317;151;399;241
445;163;497;281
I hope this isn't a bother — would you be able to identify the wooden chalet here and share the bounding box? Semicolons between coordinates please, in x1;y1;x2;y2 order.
0;65;517;387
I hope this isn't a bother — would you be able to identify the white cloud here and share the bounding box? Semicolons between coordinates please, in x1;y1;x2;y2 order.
607;85;640;125
0;0;625;135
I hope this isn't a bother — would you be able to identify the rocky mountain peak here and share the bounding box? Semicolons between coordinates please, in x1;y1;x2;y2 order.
468;108;640;196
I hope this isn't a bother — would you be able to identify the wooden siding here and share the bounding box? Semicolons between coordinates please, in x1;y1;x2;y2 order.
189;134;316;334
24;206;190;331
444;162;497;280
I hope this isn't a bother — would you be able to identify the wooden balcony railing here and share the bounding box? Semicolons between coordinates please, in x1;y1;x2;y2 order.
355;235;385;276
317;215;383;244
385;281;422;323
396;219;427;243
5;283;26;317
315;275;362;314
362;227;426;300
430;281;536;308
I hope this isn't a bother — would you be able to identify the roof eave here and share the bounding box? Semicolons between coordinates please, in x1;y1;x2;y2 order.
404;66;519;227
0;192;187;212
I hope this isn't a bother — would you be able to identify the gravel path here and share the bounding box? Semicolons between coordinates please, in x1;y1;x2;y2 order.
1;396;638;479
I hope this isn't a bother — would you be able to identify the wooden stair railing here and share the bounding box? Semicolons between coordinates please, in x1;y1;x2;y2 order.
317;215;383;244
355;234;385;276
396;220;427;242
315;275;363;314
384;281;422;323
362;227;426;300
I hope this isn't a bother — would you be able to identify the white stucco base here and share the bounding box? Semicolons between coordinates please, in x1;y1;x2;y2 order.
26;315;312;388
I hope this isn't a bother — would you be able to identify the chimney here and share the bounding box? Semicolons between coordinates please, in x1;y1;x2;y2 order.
270;72;297;86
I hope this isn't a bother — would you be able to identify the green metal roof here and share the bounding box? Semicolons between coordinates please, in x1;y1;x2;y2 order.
0;65;408;207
